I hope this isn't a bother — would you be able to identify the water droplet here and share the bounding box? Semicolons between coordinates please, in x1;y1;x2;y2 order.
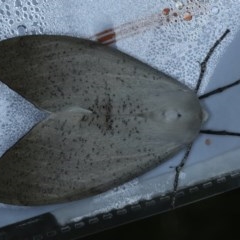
162;8;170;16
211;6;219;15
9;19;14;25
32;0;38;5
15;0;22;7
17;25;27;35
173;12;178;17
205;138;211;145
23;6;27;11
15;10;20;16
183;11;193;21
175;1;184;10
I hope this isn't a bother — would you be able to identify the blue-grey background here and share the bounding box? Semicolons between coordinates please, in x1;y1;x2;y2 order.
0;0;240;232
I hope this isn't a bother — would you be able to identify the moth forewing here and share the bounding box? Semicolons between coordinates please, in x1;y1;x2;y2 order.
0;35;203;205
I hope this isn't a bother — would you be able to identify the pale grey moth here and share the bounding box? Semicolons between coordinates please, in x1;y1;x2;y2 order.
0;30;237;206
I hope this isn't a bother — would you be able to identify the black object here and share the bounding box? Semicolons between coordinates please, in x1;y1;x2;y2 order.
1;169;240;240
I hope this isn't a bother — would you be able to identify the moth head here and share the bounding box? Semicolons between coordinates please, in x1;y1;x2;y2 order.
148;90;204;144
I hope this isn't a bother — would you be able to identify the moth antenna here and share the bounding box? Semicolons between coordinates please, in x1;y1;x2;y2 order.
172;30;230;207
195;29;230;93
171;144;192;209
199;79;240;99
200;130;240;137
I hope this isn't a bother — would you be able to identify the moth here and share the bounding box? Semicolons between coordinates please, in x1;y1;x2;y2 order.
0;30;237;205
